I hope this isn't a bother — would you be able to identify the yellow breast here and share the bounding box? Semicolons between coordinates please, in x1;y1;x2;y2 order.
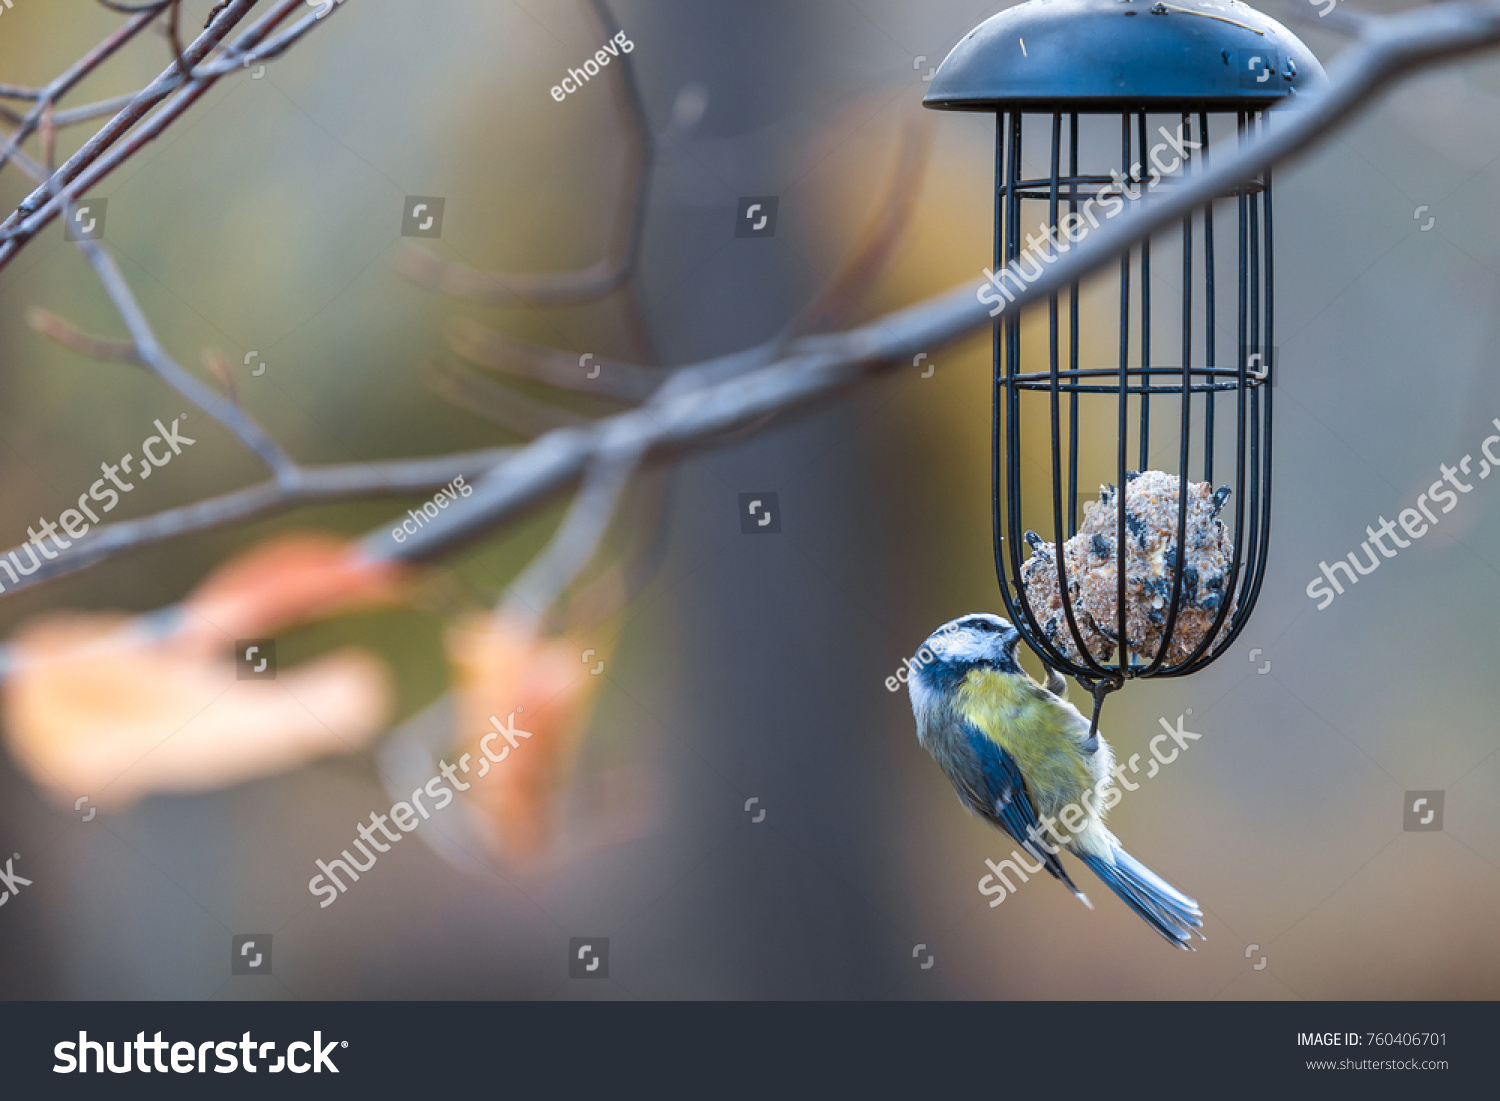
956;668;1093;811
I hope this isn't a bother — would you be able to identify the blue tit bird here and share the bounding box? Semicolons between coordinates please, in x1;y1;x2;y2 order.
907;613;1203;949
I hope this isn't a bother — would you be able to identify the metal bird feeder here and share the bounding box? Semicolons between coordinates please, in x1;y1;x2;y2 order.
924;0;1324;721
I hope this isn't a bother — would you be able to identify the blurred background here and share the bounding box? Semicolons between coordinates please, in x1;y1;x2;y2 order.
1;0;1498;999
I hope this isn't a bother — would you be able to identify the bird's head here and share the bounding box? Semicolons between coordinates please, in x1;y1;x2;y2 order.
910;613;1024;697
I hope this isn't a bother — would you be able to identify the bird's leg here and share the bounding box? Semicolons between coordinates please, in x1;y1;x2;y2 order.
1043;665;1068;699
1082;678;1122;754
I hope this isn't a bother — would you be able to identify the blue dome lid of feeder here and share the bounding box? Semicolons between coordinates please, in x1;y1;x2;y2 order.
923;0;1326;110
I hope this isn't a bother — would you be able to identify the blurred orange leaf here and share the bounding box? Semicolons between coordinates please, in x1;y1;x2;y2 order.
182;532;411;644
3;613;391;810
445;613;610;862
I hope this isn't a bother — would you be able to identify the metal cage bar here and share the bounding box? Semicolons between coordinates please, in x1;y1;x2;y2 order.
992;105;1273;682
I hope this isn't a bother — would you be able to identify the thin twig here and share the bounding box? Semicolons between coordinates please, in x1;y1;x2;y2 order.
48;93;143;129
28;308;141;364
791;115;935;338
165;0;190;84
424;356;592;436
498;440;648;627
0;125;52;184
553;464;675;632
445;319;657;404
74;240;302;487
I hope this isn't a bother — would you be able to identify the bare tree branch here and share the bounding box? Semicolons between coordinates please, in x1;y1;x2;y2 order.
357;0;1500;570
0;0;331;269
75;240;302;487
0;6;161;177
0;448;517;595
422;107;938;624
5;0;1499;633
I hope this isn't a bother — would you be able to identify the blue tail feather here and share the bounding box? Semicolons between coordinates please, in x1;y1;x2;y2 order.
1078;847;1203;950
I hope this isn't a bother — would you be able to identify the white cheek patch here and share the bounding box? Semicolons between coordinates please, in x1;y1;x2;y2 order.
929;626;978;661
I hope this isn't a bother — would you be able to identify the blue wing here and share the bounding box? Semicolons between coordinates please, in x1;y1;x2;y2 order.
961;721;1083;896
